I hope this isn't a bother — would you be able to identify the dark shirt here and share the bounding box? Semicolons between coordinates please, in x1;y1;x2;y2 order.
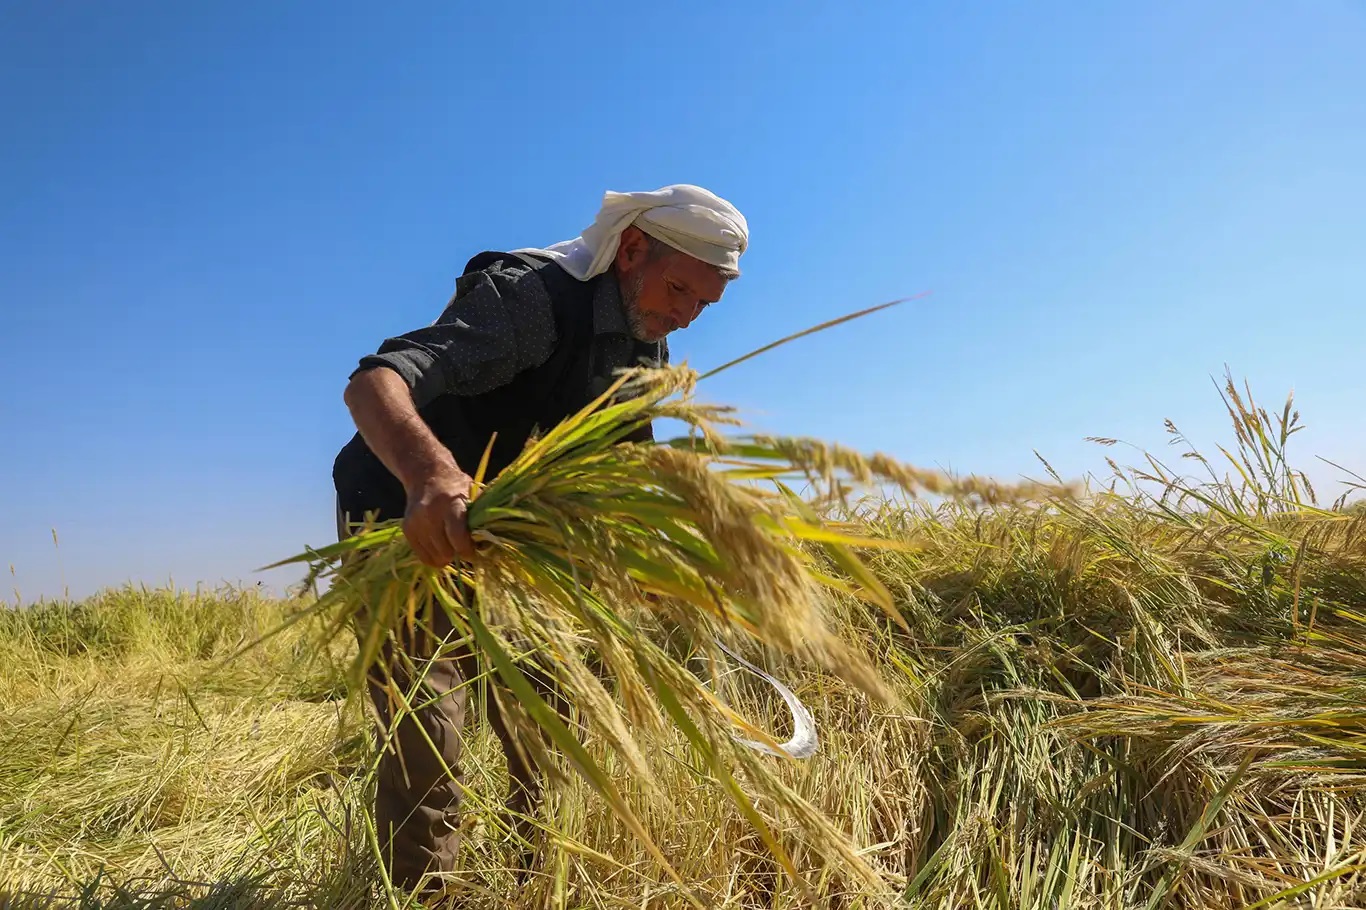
335;256;667;531
353;257;667;406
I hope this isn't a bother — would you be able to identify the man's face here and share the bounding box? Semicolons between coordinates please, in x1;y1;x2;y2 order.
620;246;730;344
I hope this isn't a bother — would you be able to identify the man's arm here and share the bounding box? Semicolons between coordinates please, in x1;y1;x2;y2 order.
341;259;558;566
344;366;475;566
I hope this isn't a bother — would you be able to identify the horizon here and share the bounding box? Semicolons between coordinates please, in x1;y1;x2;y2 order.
4;2;1365;603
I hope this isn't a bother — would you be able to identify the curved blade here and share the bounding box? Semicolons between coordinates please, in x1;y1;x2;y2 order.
711;638;819;760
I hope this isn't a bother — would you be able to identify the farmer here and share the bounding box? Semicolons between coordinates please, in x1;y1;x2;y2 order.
332;184;748;894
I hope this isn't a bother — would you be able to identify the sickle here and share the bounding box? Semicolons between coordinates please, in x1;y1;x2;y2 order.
707;638;819;760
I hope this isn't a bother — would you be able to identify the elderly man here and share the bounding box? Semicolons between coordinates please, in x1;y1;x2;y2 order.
332;184;748;893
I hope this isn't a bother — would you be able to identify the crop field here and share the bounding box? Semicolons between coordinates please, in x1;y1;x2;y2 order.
4;377;1366;909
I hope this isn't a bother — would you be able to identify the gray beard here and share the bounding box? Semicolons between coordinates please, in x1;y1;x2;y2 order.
621;272;657;343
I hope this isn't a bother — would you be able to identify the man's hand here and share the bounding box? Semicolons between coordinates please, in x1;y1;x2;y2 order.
404;467;476;567
344;367;479;566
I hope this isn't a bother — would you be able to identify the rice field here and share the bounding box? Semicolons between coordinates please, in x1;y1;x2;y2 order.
4;374;1366;909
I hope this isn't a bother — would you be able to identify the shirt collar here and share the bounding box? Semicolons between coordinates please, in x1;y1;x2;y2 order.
591;270;630;337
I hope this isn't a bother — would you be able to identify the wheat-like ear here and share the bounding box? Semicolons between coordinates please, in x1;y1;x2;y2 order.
263;358;1070;904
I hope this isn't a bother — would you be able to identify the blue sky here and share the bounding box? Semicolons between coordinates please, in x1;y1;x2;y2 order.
3;2;1364;603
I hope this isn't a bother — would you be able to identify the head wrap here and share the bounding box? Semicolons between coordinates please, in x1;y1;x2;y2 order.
518;184;748;281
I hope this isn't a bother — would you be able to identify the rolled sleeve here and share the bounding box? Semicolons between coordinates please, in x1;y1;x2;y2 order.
353;261;558;408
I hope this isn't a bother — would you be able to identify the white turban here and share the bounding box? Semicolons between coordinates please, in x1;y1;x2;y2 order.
518;184;748;281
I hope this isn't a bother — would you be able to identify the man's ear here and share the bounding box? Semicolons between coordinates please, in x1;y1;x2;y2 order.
615;225;650;272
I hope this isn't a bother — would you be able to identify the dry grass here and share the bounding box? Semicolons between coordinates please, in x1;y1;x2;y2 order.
3;372;1366;908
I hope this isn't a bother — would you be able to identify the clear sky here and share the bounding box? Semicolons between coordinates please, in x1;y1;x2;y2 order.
4;2;1364;603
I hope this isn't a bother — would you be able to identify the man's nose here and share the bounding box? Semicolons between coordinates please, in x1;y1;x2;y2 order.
676;301;703;328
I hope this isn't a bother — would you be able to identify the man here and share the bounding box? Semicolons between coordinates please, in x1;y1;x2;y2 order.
332;184;748;894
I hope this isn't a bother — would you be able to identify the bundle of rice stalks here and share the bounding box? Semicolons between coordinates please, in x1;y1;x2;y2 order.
265;363;1063;904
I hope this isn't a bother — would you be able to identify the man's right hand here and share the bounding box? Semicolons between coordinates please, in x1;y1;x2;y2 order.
343;367;478;567
403;468;476;567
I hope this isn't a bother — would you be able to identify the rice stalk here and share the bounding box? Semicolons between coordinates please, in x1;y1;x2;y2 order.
262;363;1068;904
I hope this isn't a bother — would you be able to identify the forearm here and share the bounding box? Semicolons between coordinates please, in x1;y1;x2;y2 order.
343;367;466;491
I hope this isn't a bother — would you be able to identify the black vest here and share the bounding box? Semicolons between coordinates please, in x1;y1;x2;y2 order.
332;252;659;526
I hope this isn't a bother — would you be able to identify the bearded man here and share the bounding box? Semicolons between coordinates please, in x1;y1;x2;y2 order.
332;184;748;894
